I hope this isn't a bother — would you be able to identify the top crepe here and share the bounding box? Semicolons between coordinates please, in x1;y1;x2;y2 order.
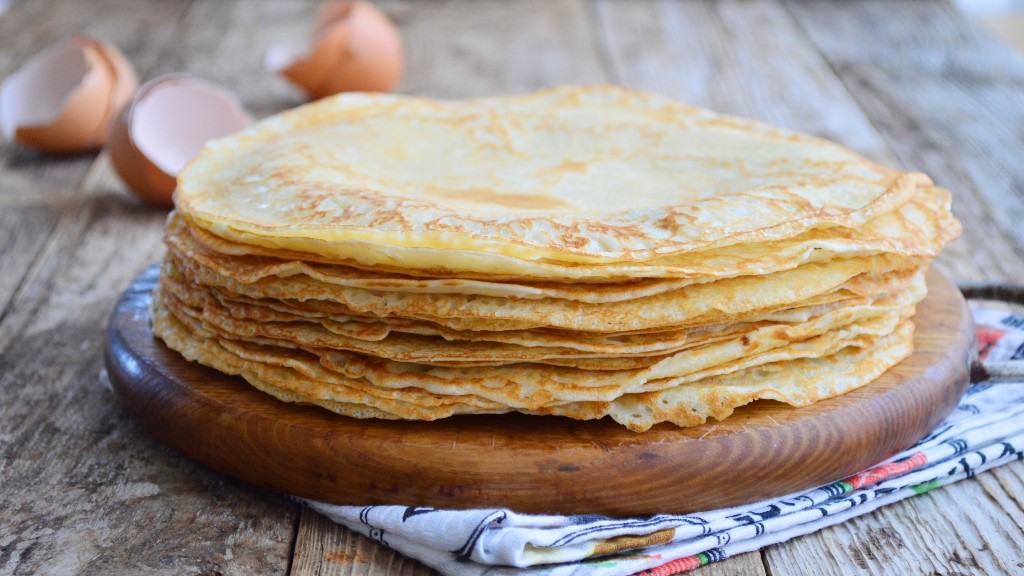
175;86;932;275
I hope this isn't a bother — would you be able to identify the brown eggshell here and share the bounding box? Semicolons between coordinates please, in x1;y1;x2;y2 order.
90;37;139;136
0;36;128;154
269;0;403;100
106;74;253;206
107;99;177;206
273;16;349;94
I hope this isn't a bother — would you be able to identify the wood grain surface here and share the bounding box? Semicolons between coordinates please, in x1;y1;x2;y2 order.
104;266;973;517
3;0;1024;574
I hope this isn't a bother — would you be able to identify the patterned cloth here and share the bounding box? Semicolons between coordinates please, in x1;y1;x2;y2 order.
302;305;1024;576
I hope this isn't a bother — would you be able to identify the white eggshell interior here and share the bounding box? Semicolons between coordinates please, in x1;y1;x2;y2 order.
264;41;314;73
0;42;92;140
131;79;253;176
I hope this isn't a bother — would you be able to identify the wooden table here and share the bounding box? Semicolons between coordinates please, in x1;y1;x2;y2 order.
2;1;1023;574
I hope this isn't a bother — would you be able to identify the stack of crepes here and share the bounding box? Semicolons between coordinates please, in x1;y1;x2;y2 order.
152;86;961;432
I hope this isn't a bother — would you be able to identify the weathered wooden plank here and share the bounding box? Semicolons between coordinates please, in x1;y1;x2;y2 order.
592;0;891;161
0;206;60;318
787;0;1024;81
785;0;1024;283
146;0;317;119
290;508;435;576
144;0;609;118
763;466;1024;576
391;0;607;98
0;0;304;573
0;158;298;575
0;159;108;354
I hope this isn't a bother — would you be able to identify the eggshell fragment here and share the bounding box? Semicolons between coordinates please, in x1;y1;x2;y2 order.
0;36;137;154
266;0;403;99
107;74;253;206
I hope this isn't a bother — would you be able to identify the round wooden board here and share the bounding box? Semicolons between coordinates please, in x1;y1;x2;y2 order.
105;266;973;516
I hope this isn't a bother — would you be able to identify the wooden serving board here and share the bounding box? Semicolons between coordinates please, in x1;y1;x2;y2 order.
105;266;973;516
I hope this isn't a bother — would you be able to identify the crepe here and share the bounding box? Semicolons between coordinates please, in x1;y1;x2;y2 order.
151;290;915;431
171;183;958;283
167;249;921;334
175;86;934;274
162;264;924;367
152;85;961;431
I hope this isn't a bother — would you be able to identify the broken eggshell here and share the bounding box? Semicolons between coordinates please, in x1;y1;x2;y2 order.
266;0;403;100
107;74;253;206
0;36;138;154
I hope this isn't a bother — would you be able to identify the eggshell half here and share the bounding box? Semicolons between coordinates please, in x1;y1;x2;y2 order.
94;38;139;133
107;74;253;206
267;0;404;100
0;36;136;154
